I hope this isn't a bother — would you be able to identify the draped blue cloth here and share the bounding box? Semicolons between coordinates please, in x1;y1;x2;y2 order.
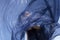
0;0;60;40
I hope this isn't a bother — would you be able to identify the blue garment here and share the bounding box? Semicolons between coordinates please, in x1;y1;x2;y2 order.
0;0;60;40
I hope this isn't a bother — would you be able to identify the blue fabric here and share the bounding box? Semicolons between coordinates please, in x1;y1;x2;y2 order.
0;0;60;40
0;0;31;40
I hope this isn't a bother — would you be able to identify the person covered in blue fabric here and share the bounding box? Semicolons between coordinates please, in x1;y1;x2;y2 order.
0;0;60;40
